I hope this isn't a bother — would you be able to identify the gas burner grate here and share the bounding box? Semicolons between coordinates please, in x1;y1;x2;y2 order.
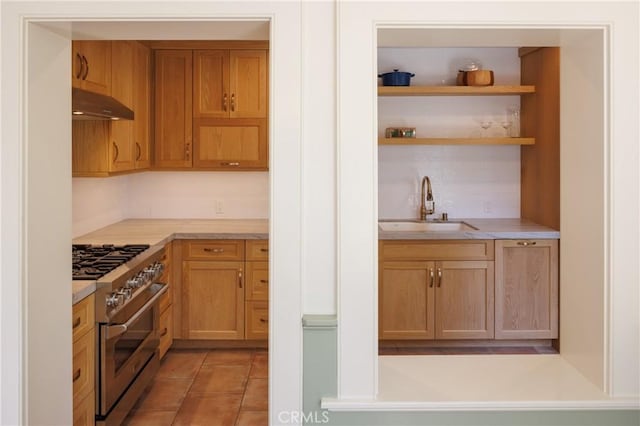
72;244;150;280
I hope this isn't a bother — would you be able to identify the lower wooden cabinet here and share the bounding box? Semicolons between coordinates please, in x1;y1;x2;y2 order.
435;260;494;339
245;300;269;340
158;241;174;358
379;259;494;340
379;261;435;339
495;239;559;339
73;391;95;426
72;295;95;426
182;260;245;339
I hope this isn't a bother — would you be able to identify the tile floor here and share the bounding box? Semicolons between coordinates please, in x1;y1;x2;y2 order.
124;348;268;426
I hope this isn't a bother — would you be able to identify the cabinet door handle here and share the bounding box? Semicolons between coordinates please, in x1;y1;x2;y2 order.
184;141;191;160
112;142;119;162
136;142;141;161
81;55;89;80
203;248;224;253
238;271;243;288
259;318;268;323
223;93;228;111
73;368;82;382
221;162;240;167
437;268;442;287
230;93;236;112
72;317;82;329
429;268;434;288
160;327;168;337
75;53;84;79
517;241;537;246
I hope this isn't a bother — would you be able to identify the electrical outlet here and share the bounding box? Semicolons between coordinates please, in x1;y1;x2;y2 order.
215;200;224;215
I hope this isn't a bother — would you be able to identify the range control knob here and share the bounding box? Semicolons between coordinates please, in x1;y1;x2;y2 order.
106;292;123;308
125;277;141;288
117;288;132;300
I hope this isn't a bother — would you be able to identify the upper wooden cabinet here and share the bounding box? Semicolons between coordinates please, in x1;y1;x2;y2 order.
154;50;193;169
495;239;558;339
72;41;111;96
194;49;268;119
72;41;151;176
154;43;269;171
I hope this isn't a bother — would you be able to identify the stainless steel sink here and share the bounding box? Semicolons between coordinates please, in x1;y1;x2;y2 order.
378;221;477;232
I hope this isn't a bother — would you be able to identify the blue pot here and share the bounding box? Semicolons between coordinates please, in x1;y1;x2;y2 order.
378;69;415;86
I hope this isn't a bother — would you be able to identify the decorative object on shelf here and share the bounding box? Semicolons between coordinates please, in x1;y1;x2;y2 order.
385;127;416;138
378;69;415;86
479;120;493;138
508;106;521;137
500;120;513;137
455;59;494;86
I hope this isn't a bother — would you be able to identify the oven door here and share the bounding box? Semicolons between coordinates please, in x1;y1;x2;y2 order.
98;283;167;416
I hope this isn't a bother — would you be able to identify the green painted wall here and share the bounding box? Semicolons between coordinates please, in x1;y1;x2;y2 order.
301;316;639;426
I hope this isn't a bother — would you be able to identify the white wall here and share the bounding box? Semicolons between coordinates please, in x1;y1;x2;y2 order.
72;172;270;237
378;47;521;219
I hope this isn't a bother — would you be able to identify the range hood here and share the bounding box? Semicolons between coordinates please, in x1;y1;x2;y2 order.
72;88;134;121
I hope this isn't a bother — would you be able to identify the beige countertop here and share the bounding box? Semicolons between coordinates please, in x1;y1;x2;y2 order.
72;219;268;304
378;218;560;240
73;217;558;303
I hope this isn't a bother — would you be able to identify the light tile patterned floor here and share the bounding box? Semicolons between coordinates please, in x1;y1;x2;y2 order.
124;349;268;426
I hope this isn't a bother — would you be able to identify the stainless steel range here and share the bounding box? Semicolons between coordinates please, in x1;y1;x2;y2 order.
72;243;168;426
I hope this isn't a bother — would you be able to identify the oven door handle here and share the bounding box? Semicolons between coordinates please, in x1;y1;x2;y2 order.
105;284;167;339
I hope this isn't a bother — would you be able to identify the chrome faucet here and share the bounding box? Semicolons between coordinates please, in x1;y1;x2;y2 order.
420;176;435;221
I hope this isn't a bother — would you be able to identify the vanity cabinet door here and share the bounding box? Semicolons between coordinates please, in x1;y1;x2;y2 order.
495;240;558;339
379;261;435;340
434;261;495;339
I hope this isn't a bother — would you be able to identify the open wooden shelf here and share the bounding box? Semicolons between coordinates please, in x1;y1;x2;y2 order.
378;137;535;146
378;85;536;96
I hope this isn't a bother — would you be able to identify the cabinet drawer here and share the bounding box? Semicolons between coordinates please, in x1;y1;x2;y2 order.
182;240;244;261
73;391;95;426
159;285;172;313
246;240;269;261
245;301;268;340
159;307;173;359
380;240;494;261
246;261;269;301
72;295;94;343
72;327;95;405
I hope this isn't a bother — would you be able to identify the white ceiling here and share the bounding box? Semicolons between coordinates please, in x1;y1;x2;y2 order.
68;20;270;40
377;28;597;47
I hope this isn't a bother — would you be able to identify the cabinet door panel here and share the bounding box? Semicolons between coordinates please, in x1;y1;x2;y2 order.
435;260;494;339
230;50;267;118
154;50;193;168
110;121;135;172
246;261;269;301
193;50;229;118
245;300;269;340
194;118;267;169
495;240;558;339
72;41;111;95
133;42;151;169
379;261;435;340
183;261;244;339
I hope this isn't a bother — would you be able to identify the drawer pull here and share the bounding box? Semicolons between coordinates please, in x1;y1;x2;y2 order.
259;318;268;323
72;317;82;329
160;327;168;337
260;248;269;253
221;162;240;167
260;279;269;284
437;268;442;287
204;248;224;253
73;368;82;382
517;241;537;246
